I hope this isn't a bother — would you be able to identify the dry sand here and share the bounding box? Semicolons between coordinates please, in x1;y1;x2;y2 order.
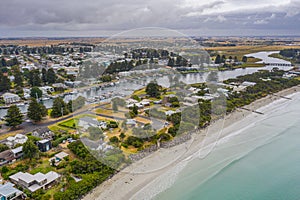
82;85;300;200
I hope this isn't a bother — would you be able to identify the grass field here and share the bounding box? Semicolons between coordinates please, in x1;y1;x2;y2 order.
269;53;293;62
30;157;54;174
205;45;300;60
94;108;126;118
59;118;78;129
133;88;146;96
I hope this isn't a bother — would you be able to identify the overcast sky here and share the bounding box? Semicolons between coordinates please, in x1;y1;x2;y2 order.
0;0;299;37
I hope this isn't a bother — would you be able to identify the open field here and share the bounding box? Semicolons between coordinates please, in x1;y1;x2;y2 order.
94;108;126;118
0;37;106;46
205;45;300;60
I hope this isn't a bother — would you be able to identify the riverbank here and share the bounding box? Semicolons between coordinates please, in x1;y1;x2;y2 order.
82;84;300;200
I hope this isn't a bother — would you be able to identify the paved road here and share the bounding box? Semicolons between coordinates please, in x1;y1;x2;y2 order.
1;103;165;137
0;109;93;136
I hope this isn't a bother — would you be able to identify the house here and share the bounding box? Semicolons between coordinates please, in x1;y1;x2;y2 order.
49;152;69;166
98;121;107;130
162;94;176;104
126;119;137;126
32;128;54;140
0;150;15;166
39;86;54;94
153;100;162;104
78;116;99;130
165;110;175;116
5;134;27;148
283;73;297;79
241;81;256;87
140;99;150;106
21;64;36;71
37;139;52;152
184;96;199;104
0;147;23;166
81;138;113;152
11;147;23;160
9;171;61;193
52;83;67;89
126;99;138;105
22;88;31;99
0;182;25;200
64;81;81;88
2;93;21;104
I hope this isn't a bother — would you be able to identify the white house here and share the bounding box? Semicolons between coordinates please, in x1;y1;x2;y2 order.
2;93;21;104
0;182;24;200
5;134;28;148
10;171;61;192
241;81;257;87
165;110;175;116
49;152;69;166
126;119;137;126
39;86;54;94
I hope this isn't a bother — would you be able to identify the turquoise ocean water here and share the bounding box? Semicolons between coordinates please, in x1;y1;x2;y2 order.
154;94;300;200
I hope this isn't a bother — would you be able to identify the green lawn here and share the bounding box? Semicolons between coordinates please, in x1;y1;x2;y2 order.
30;158;54;174
59;118;78;129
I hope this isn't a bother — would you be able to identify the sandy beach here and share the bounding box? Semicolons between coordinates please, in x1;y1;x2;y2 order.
82;85;300;200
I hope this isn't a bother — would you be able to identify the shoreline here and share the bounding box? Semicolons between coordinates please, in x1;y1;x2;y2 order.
82;85;300;200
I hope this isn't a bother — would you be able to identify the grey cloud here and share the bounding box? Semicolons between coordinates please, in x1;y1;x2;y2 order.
0;0;299;37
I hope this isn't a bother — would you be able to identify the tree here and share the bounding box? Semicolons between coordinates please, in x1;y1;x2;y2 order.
23;139;39;160
234;56;239;62
119;132;126;141
111;97;126;107
51;97;69;118
112;101;118;112
215;55;221;64
27;98;47;122
68;96;86;112
42;68;47;83
221;55;226;63
145;82;161;98
46;68;56;84
132;104;138;116
28;69;41;87
0;144;9;153
87;127;104;140
0;73;11;92
1;58;6;67
109;136;119;144
5;105;23;128
242;56;248;63
30;87;43;99
13;67;24;87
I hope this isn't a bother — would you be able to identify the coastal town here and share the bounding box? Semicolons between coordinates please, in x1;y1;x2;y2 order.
0;36;300;200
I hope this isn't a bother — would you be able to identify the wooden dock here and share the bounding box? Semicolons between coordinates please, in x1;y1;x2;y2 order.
239;107;264;115
272;94;292;100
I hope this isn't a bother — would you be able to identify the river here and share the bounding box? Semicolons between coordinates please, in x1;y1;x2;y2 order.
0;51;292;119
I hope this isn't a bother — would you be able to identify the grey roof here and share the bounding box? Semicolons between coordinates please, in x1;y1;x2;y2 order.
2;92;19;98
79;116;99;125
38;139;50;144
33;172;47;183
10;172;35;184
0;182;22;197
55;152;69;160
126;119;137;125
11;146;23;154
33;127;51;134
9;171;61;192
